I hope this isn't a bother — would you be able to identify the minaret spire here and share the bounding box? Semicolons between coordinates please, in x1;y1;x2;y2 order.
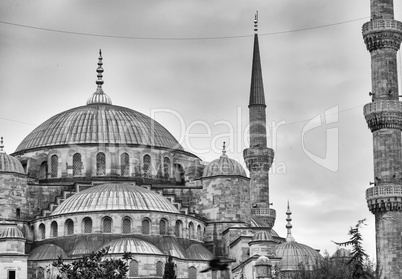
244;13;275;228
87;49;112;105
285;201;295;242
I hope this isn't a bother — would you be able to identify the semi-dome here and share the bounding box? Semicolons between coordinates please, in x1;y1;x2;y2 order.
0;227;24;239
0;139;24;174
255;255;271;266
13;52;183;155
28;244;68;261
186;243;214;260
203;143;246;177
101;238;163;255
158;237;187;259
51;183;180;216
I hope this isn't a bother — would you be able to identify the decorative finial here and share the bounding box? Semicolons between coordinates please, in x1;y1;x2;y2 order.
0;137;4;153
96;49;104;90
86;49;112;105
254;11;258;33
285;201;295;242
222;141;226;155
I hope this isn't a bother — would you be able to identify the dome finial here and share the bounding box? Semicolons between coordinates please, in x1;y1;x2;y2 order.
96;49;104;89
254;11;258;33
0;137;4;153
87;49;112;105
286;201;295;242
222;141;226;154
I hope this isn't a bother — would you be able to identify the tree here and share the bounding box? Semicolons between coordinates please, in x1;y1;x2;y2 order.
333;219;375;279
52;248;132;279
163;255;176;279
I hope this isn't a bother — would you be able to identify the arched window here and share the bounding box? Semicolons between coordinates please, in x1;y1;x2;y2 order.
129;260;139;277
51;221;58;237
143;154;151;177
96;152;106;175
65;219;74;235
197;225;202;241
188;266;197;279
175;220;183;238
121;153;130;176
39;223;45;240
50;155;58;178
188;222;194;239
163;157;171;179
103;217;112;233
142;219;150;235
122;217;131;234
39;161;48;179
156;261;164;276
159;219;167;235
174;164;185;184
83;217;92;233
73;153;82;176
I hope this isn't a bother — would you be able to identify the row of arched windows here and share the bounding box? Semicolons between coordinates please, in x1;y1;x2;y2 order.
49;153;174;178
37;217;204;240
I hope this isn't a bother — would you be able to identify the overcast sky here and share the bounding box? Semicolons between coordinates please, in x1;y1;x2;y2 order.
1;0;402;259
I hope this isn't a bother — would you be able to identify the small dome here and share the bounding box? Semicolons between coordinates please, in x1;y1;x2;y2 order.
255;255;271;266
0;227;24;239
203;146;246;177
332;248;352;260
253;230;274;241
186;244;214;260
158;236;187;259
28;244;67;261
0;153;24;174
101;238;163;255
51;183;180;216
275;241;322;271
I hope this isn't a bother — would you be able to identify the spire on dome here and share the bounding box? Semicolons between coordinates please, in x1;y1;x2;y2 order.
220;141;228;158
285;201;295;242
87;49;112;105
0;137;4;153
249;13;266;108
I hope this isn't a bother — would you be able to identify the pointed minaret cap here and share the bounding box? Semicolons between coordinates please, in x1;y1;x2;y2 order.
0;137;5;153
249;12;266;108
87;49;112;105
285;201;295;242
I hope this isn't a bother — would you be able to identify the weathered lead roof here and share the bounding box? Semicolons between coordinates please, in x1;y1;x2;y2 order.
101;238;163;255
186;243;213;260
28;244;68;261
0;153;24;174
249;33;266;107
15;103;183;153
203;145;246;177
50;183;180;216
0;227;24;239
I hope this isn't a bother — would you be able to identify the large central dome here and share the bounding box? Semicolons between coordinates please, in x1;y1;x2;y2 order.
14;51;183;154
51;183;180;216
14;104;183;153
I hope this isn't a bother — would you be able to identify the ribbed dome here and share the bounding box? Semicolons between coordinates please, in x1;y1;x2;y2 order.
203;151;246;177
158;236;187;259
28;244;68;260
275;241;322;271
252;230;275;241
14;104;183;154
0;227;24;239
101;238;163;255
186;244;214;260
0;153;24;174
51;183;180;216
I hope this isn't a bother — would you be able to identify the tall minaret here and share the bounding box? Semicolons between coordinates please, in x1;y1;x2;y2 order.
363;1;402;278
243;12;276;227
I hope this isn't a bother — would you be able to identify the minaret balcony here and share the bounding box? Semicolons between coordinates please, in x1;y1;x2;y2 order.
362;19;402;51
366;184;402;213
251;207;276;217
364;100;402;131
